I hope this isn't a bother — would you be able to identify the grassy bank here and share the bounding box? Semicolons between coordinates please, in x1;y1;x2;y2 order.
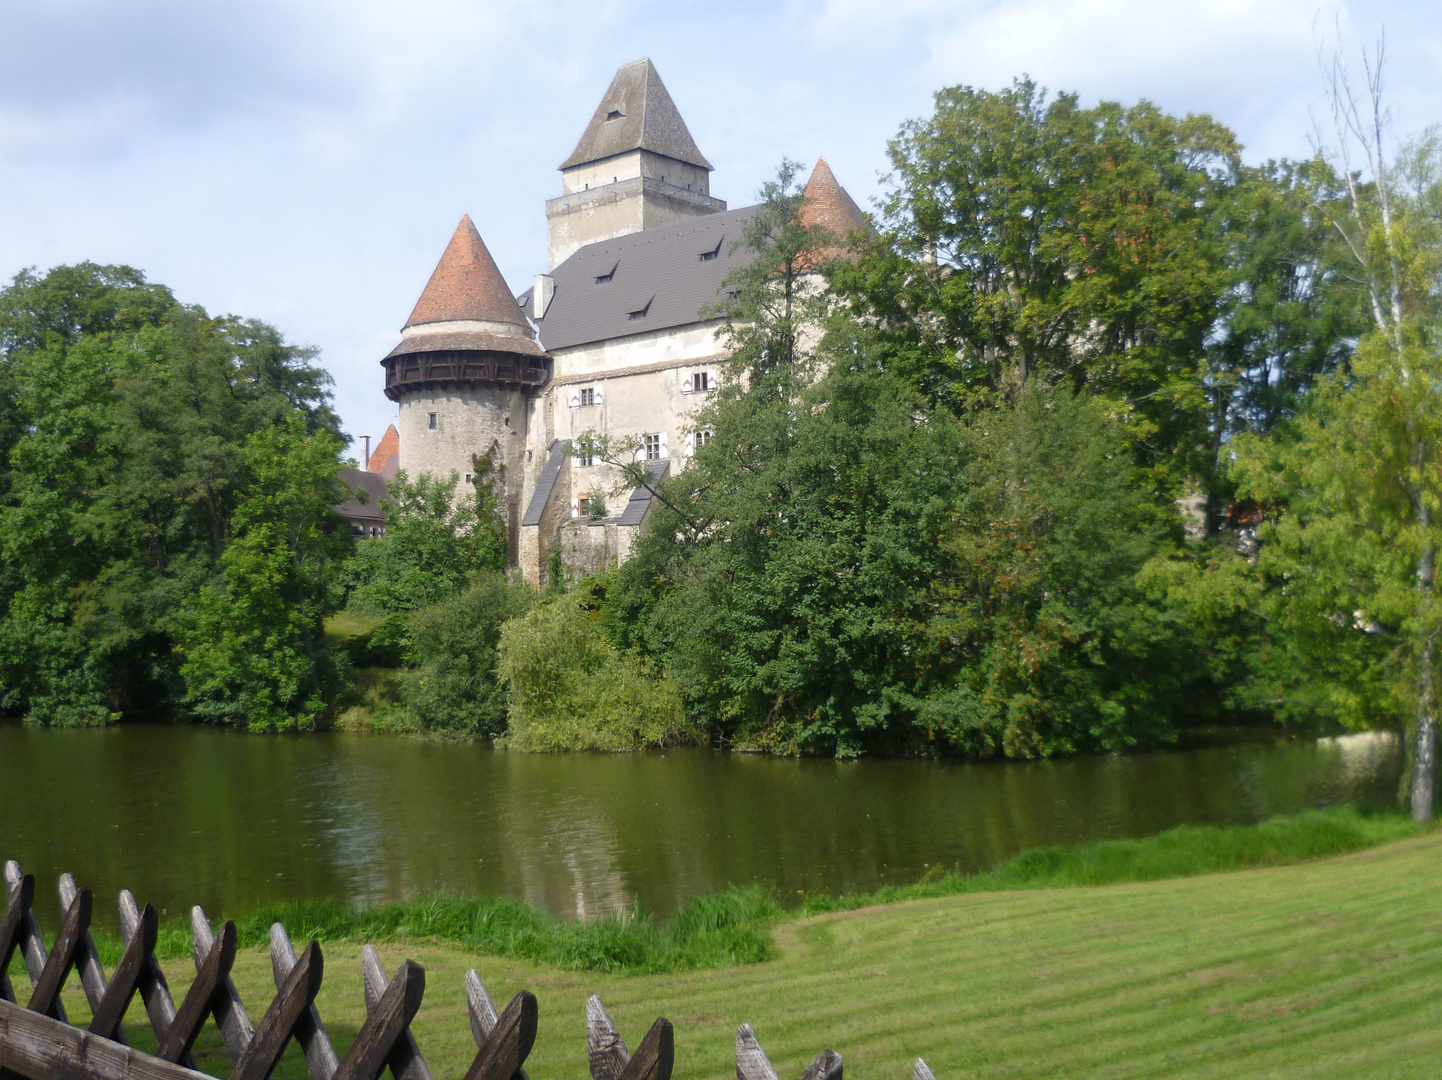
32;822;1442;1080
107;805;1421;975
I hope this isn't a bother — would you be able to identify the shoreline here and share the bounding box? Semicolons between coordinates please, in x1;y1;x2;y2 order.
31;803;1419;979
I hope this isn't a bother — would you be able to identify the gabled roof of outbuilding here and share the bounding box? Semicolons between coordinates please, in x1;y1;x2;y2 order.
560;59;712;171
405;215;531;331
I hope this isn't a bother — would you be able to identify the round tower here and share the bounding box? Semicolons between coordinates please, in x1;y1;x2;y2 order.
382;214;546;561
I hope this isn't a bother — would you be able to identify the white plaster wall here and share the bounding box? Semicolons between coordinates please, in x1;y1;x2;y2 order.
561;152;710;196
559;364;716;516
545;177;726;269
551;322;725;378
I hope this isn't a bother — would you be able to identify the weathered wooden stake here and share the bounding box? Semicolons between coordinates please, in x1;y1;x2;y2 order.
272;924;339;1080
230;939;324;1080
157;920;236;1064
335;959;424;1080
27;885;90;1019
462;990;537;1080
585;996;629;1080
120;890;189;1068
190;909;254;1065
3;863;65;1025
58;875;121;1043
88;901;157;1040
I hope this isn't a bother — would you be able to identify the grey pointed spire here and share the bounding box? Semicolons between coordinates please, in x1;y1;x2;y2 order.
560;59;712;170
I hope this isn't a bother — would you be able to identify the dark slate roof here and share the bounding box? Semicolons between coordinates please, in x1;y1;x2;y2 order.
336;468;388;523
616;459;670;526
521;440;568;527
560;59;712;171
534;206;760;351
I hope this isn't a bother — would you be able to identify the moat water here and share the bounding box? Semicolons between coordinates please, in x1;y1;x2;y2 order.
0;722;1403;929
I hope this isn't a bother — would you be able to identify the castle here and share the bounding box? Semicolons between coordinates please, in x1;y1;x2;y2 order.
364;59;866;586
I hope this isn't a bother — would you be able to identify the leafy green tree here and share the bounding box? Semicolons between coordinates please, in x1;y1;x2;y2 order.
930;388;1187;757
497;594;689;751
175;417;351;730
0;263;344;725
401;571;533;737
344;468;507;656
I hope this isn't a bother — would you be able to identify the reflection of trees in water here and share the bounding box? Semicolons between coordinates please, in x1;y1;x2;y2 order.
1317;731;1402;795
0;725;1408;927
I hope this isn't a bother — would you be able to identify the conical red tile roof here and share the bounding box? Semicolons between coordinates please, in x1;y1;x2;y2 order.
367;424;399;475
799;158;869;244
405;215;529;330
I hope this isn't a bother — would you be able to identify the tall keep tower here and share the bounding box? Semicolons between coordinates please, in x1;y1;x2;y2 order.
382;214;546;556
545;59;726;268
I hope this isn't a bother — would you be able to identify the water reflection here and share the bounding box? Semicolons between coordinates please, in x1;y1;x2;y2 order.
0;722;1403;930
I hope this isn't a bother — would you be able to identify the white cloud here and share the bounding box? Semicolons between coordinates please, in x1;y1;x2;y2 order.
0;0;1437;450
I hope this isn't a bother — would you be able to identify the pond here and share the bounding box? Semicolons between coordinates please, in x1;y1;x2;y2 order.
0;721;1402;931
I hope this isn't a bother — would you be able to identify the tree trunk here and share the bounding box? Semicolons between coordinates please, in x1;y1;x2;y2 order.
1414;637;1434;822
1415;527;1435;822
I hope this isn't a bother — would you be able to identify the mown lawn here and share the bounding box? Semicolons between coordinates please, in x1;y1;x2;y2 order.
41;831;1442;1079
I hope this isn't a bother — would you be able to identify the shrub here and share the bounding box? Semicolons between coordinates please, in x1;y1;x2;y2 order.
400;572;532;737
497;595;691;751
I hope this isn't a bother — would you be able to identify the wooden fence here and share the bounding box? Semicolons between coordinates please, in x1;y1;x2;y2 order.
0;863;936;1080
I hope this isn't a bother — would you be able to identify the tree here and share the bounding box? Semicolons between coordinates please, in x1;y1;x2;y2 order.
832;79;1242;499
929;388;1187;757
175;416;351;730
1233;38;1442;820
344;468;507;656
400;571;533;737
497;594;688;752
0;264;345;724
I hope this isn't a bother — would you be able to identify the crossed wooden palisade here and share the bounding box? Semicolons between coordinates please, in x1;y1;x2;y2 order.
0;862;936;1080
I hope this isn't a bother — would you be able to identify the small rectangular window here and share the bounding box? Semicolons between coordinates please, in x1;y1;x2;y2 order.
695;429;713;448
428;412;437;430
465;473;472;485
579;452;595;467
644;433;662;461
690;370;711;392
580;387;595;407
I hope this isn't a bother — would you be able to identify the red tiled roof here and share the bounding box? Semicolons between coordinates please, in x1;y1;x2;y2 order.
405;215;530;330
367;425;399;474
799;158;870;266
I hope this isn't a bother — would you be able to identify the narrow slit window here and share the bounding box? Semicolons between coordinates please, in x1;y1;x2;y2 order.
428;412;437;430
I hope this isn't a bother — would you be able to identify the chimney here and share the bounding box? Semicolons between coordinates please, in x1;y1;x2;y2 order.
534;274;555;319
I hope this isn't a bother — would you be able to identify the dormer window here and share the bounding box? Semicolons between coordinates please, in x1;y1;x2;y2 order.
698;236;724;262
627;296;653;321
595;262;617;285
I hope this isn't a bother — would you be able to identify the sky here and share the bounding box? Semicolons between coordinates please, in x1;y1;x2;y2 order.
2;0;1440;455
